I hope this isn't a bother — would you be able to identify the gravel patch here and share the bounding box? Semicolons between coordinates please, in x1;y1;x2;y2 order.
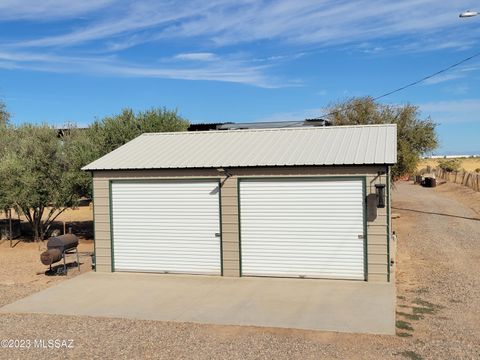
0;181;479;359
391;181;480;359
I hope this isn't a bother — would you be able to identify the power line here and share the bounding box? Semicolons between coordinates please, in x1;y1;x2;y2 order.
317;50;480;120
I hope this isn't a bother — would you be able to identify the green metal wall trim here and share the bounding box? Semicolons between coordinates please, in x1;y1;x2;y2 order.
386;165;391;282
108;180;115;272
107;177;221;184
237;179;243;277
91;175;96;272
362;176;368;281
217;179;223;276
239;176;366;182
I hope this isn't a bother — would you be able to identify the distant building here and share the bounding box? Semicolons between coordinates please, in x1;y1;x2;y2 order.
424;154;480;159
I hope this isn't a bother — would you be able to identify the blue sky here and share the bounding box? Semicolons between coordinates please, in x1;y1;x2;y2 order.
0;1;479;154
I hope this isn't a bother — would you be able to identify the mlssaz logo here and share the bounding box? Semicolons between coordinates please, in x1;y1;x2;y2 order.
34;339;74;349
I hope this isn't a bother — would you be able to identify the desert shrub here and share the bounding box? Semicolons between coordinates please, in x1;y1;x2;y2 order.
438;158;461;173
475;168;480;173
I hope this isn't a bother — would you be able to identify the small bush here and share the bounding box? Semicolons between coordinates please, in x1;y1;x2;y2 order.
438;158;461;173
475;168;480;173
396;320;414;331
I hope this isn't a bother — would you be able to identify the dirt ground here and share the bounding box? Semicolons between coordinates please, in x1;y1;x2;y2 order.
0;181;479;359
0;241;93;308
418;157;480;172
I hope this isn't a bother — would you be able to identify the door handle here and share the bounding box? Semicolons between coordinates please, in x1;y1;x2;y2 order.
215;233;221;237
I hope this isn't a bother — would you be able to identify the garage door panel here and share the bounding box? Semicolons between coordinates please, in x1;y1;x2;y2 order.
111;181;221;275
240;179;365;280
112;225;219;230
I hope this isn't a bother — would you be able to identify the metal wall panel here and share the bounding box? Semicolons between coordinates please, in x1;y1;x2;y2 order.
240;179;365;280
111;180;221;275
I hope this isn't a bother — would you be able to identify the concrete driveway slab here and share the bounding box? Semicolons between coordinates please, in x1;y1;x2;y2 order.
0;272;395;334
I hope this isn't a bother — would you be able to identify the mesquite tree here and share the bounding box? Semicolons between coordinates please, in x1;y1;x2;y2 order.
327;97;438;178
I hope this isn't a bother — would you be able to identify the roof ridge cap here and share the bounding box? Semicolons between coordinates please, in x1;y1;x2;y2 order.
142;123;396;136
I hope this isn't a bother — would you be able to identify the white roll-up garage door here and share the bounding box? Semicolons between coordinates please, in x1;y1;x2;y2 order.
111;180;221;275
240;178;365;280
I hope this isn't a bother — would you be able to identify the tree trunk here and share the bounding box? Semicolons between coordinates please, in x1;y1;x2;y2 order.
34;207;44;242
18;206;70;241
8;208;12;248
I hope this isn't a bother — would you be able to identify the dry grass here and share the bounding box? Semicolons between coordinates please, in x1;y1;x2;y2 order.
0;203;93;222
418;157;480;172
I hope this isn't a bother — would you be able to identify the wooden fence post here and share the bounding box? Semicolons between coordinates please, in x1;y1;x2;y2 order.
438;169;479;192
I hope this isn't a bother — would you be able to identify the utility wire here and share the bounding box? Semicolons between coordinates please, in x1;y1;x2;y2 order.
316;50;480;120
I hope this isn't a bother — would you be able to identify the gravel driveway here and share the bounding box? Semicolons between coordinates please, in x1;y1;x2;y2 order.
0;181;479;360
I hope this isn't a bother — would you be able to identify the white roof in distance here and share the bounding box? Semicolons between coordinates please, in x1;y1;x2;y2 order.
82;124;397;171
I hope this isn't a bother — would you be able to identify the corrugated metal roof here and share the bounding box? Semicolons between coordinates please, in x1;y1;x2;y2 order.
82;124;397;171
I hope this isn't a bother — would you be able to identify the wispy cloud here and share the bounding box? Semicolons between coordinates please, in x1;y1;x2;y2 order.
2;1;480;86
173;53;218;61
423;73;464;85
0;0;113;20
419;99;480;123
6;1;480;51
422;62;480;85
0;50;281;88
443;84;470;95
156;1;480;49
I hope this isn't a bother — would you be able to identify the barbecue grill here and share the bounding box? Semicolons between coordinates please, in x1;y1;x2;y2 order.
40;234;80;275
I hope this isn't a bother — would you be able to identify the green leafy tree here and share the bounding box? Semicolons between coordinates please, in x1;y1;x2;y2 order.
327;97;438;178
0;100;9;128
80;107;189;197
0;106;188;240
0;101;13;215
62;126;100;201
0;125;87;240
87;107;189;158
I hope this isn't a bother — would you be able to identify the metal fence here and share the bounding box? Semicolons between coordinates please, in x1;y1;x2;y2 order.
435;168;480;192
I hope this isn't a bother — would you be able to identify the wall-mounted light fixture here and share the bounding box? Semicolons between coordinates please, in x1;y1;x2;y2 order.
216;167;232;177
375;184;386;208
217;167;232;187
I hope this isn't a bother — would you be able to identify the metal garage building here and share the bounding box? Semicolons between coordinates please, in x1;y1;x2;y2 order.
83;124;397;282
